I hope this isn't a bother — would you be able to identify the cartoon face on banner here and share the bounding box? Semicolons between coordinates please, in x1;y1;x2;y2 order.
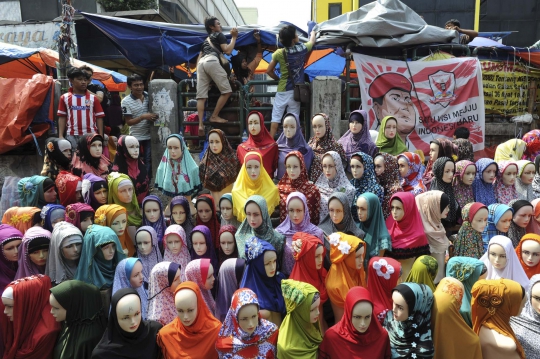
354;54;485;153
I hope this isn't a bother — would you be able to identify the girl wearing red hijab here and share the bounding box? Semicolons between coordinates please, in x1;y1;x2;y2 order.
236;111;278;178
0;274;60;359
367;257;402;324
319;286;391;359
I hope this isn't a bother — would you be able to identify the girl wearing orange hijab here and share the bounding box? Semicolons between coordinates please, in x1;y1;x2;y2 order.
157;281;221;359
325;232;366;322
94;204;136;257
515;233;540;278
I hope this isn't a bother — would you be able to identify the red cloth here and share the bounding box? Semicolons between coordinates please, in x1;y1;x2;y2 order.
195;194;221;249
385;192;429;251
367;257;402;324
236;111;278;178
0;274;60;359
319;286;391;359
289;232;328;303
368;73;412;99
55;171;81;207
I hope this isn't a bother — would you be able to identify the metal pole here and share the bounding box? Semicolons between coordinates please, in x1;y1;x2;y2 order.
58;0;74;93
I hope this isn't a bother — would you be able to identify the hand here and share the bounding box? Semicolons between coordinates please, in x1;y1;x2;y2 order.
253;32;260;42
230;28;238;38
292;239;302;253
198;125;205;137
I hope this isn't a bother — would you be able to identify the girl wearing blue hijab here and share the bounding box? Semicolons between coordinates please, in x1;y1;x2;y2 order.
472;158;498;206
481;203;513;251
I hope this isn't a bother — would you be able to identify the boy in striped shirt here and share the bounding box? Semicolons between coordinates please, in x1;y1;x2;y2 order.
57;67;105;149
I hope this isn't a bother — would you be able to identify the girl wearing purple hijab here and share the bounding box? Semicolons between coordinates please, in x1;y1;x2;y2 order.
81;173;108;211
276;192;325;276
189;225;218;276
135;226;163;283
169;195;195;249
276;113;315;180
338;110;379;165
142;195;167;248
0;224;23;290
14;226;51;279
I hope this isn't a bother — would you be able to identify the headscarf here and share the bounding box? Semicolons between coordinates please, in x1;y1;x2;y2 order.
219;193;242;228
318;192;365;239
349;151;384;204
453;160;476;209
55;171;82;207
376;116;408;155
431;277;482;359
277;280;322;359
156;281;221;359
155;134;202;197
107;172;142;227
522;129;540;161
397;152;426;195
415;191;449;254
494;138;527;162
112;258;150;319
315;151;356;222
237;111;279;178
94;204;135;257
357;192;391;264
218;225;238;266
74;224;126;290
135;226;163;281
527;198;540;234
1;275;60;359
1;206;41;234
49;280;106;359
45;221;83;285
454;202;488;259
93;289;162;359
17;175;51;208
231;152;279;222
215;258;246;322
185;258;216;315
71;133;111;179
446;256;486;327
44;137;71;173
367;256;402;324
169;196;195;245
276;192;325;275
515;159;537;201
146;261;180;326
454;138;475;162
516;234;540;278
0;225;23;290
533;155;540;198
480;235;529;288
494;161;519;204
40;203;66;232
423;138;459;187
405;255;438;292
14;226;51;279
81;173;107;211
507;199;533;247
510;274;540;359
112;135;149;203
142;195;167;245
307;113;347;182
326;232;366;308
338;109;378;161
195;194;221;249
277;112;315;179
216;288;279;358
385;192;430;259
383;283;434;359
481;204;513;251
319;286;391;359
236;195;286;262
471;278;525;359
374;153;403;219
289;232;328;303
278;151;321;224
239;237;286;314
163;225;191;280
199;129;241;191
189;225;218;274
430;157;459;224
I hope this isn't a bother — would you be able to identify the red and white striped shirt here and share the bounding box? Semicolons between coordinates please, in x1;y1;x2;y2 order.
57;89;105;136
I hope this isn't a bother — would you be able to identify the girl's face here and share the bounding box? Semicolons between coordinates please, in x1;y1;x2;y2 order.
220;199;233;221
80;215;93;234
2;240;21;262
442;162;455;183
502;165;518;186
110;213;127;237
94;187;108;205
44;186;58;204
129;261;144;288
390;199;404;222
471;208;488;233
285;155;302;180
482;164;497;183
192;232;207;256
29;248;48;266
208;132;223;154
167;137;182;160
116;295;142;333
245;160;261;181
136;230;153;255
248;114;261;136
349;120;362;135
196;201;213;223
61;241;82;261
312;115;326;138
101;243;116;261
310;297;321;323
531;282;540;315
513;205;533;228
384;119;397;139
175;288;197;326
397;157;409;178
220;232;236;256
355;246;365;270
429;143;439;163
62;148;72;160
263;250;277;277
351;301;372;333
171;204;186;225
204;264;215;290
521;240;540;268
287;198;305;225
521;163;536;184
374;156;385;177
488;243;507;269
356;196;368;223
49;294;67;322
144;201;161;223
237;304;259;335
245;202;263;229
462;165;476;186
441;205;450;219
314;245;324;270
117;185;134;204
166;233;182;255
350;157;365;180
282;116;297;139
496;210;513;233
89;140;103;158
392;291;408;322
328;198;344;225
322;155;337;180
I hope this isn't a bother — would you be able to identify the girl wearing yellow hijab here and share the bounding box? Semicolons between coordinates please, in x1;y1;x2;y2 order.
231;152;279;222
94;204;135;257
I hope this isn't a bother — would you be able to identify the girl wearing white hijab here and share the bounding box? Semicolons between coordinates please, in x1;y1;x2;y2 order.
480;235;529;289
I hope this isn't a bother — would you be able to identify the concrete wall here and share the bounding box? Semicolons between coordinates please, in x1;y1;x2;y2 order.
311;76;342;139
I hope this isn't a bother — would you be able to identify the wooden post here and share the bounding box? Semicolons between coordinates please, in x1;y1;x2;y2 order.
528;81;537;129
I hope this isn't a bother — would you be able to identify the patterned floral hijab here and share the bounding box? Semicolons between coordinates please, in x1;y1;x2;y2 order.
135;226;163;282
522;129;540;161
472;158;498;206
454;138;475;162
510;274;540;359
374;153;403;219
515;160;536;201
453;160;476;209
162;225;190;281
397;152;426;196
199;129;241;191
494;161;519;205
185;258;216;315
350;151;384;204
454;203;488;259
405;255;438;292
147;261;180;326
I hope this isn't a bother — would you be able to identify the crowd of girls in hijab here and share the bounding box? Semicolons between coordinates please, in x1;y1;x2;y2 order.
3;110;540;359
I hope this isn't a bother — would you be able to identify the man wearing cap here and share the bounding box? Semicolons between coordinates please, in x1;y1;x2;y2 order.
369;73;417;142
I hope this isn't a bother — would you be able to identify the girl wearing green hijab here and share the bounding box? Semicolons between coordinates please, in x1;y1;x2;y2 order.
107;171;142;227
277;279;323;359
405;255;438;292
356;192;392;265
375;116;408;156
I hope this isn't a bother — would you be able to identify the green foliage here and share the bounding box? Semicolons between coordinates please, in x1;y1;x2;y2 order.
97;0;158;12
